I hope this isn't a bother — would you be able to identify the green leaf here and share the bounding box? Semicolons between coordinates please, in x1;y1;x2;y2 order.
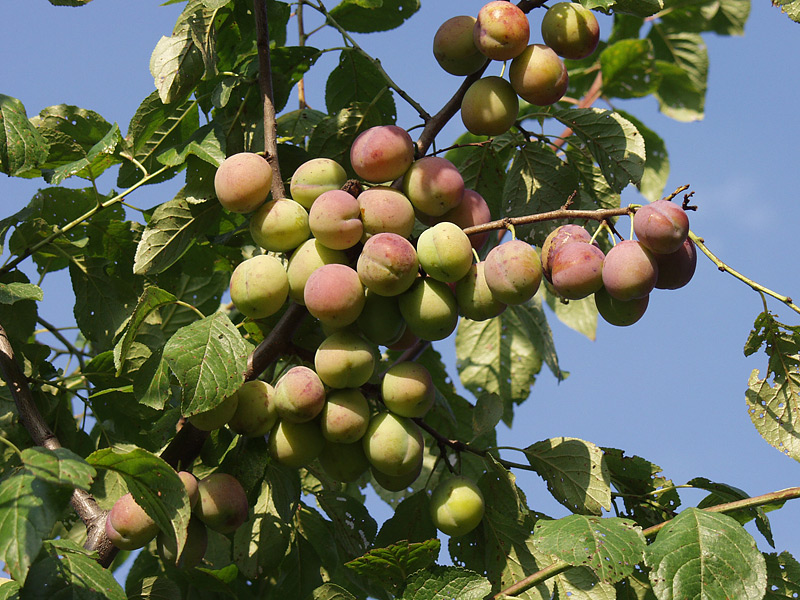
600;39;660;99
156;122;225;167
552;108;646;193
132;349;173;410
0;472;72;583
544;286;598;341
326;49;396;124
329;0;420;33
21;447;95;491
764;551;800;599
316;490;377;560
24;539;125;600
707;0;751;35
446;134;511;220
616;111;669;202
307;583;358;600
45;123;123;184
616;568;658;600
773;0;800;23
133;197;222;275
0;579;20;599
114;286;178;374
554;566;618;600
0;283;42;304
472;393;504;440
270;47;321;112
87;446;191;560
644;508;767;600
534;515;646;583
456;300;551;425
608;0;664;17
346;539;440;593
374;491;437;548
125;575;182;600
524;437;612;515
118;92;199;188
307;104;384;167
150;27;205;104
400;565;491;599
648;27;708;122
162;312;251;417
0;95;49;177
277;108;327;146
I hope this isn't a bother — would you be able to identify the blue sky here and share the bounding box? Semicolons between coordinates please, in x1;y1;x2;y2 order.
2;0;800;571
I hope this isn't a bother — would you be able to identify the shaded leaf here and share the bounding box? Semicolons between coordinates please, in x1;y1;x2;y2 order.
329;0;420;33
316;490;378;560
764;551;800;600
648;27;708;122
45;123;123;184
156;122;225;168
616;111;669;202
346;539;440;593
374;491;437;548
114;286;178;374
600;39;660;99
0;94;48;177
400;565;491;599
544;286;598;341
21;447;95;491
554;566;618;600
326;49;396;124
0;283;42;304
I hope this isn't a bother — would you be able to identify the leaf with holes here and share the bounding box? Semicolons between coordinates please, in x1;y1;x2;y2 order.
316;491;377;560
400;565;491;600
764;551;800;599
533;515;645;584
524;437;612;515
644;508;767;600
346;539;440;593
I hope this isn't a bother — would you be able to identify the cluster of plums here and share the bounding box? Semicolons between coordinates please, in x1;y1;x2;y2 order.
544;200;696;326
433;1;601;136
105;471;248;567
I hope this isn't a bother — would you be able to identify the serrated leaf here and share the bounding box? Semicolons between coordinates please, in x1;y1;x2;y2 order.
0;94;49;177
45;123;123;184
162;312;250;416
308;583;358;600
0;283;43;304
764;551;800;599
773;0;800;23
600;39;660;99
346;539;440;592
329;0;420;33
608;0;664;17
0;472;72;583
125;575;182;600
553;108;645;193
21;447;95;491
534;515;645;583
134;197;222;275
524;437;612;515
150;27;205;104
156;122;225;167
648;27;708;122
316;491;378;560
400;565;492;600
544;286;598;341
24;539;125;600
87;446;191;560
644;508;767;600
472;393;504;440
555;566;618;600
270;46;321;112
616;111;669;202
374;491;437;548
114;286;178;374
746;368;800;462
132;348;173;410
326;49;396;124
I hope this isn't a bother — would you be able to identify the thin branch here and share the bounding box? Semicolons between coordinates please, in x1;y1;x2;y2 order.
0;323;116;567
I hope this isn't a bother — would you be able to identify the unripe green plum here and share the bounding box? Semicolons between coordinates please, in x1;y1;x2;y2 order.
249;198;310;253
398;278;459;341
319;440;371;483
157;517;208;569
509;44;568;106
357;290;407;346
320;388;371;444
455;262;507;321
633;200;690;255
402;156;464;217
541;2;601;60
286;239;349;305
308;189;364;250
227;380;278;437
541;224;593;281
362;412;424;477
105;492;159;551
229;255;289;320
461;76;519;137
214;152;273;214
273;366;326;423
654;238;697;290
290;158;347;210
433;15;486;76
438;189;492;250
314;330;376;389
358;186;416;240
357;233;419;297
371;459;423;492
381;362;434;418
429;476;485;537
484;240;542;305
601;240;658;301
188;393;239;431
269;419;325;468
550;241;605;299
473;1;530;61
594;287;649;326
178;471;200;509
350;125;415;184
194;473;249;534
417;221;474;283
304;264;366;327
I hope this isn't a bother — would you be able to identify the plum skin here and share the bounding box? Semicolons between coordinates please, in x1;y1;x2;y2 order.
314;330;375;389
227;380;277;437
654;238;697;290
416;221;474;283
595;287;649;326
105;492;159;551
483;239;542;305
273;365;326;423
602;240;658;301
402;156;465;217
194;473;249;534
633;200;690;255
350;125;415;183
473;1;531;61
429;476;485;537
550;241;605;299
381;361;435;418
228;255;289;320
509;44;569;106
320;388;371;444
308;189;364;250
461;76;519;137
286;239;349;305
362;412;424;477
289;158;347;210
541;2;601;60
269;419;325;468
214;152;273;214
357;232;419;297
304;263;366;327
455;262;507;321
433;15;486;76
249;198;310;253
398;277;459;341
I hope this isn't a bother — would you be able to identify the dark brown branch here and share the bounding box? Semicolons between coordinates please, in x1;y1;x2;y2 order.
244;302;308;381
254;0;286;200
0;323;117;567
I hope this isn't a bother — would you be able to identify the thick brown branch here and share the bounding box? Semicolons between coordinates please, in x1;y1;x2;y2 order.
0;323;116;567
245;302;308;381
254;0;286;199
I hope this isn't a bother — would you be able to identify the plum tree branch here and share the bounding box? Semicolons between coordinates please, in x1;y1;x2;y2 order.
492;485;800;598
0;322;117;567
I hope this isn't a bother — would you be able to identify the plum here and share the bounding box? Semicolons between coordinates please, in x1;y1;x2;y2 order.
461;76;519;136
356;290;407;346
541;224;593;281
228;255;289;320
429;476;485;537
357;232;419;297
268;419;325;468
362;412;424;477
249;198;310;253
319;440;371;483
157;517;207;569
550;241;605;299
289;158;347;210
402;156;464;217
320;388;371;444
381;361;435;418
455;262;507;321
541;2;600;60
473;1;530;61
602;240;658;300
595;287;649;326
633;200;690;255
214;152;272;214
286;239;349;305
416;221;474;283
437;188;493;250
304;263;366;327
433;15;486;76
188;393;239;431
308;189;363;250
227;380;277;437
105;492;159;551
358;186;416;240
509;44;568;106
350;125;415;183
398;277;459;341
483;239;542;305
194;473;249;534
314;330;376;389
654;238;697;290
273;365;326;423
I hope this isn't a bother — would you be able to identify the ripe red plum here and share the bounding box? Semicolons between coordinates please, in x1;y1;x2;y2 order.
550;241;605;299
350;125;415;183
473;1;530;61
308;189;363;250
106;492;159;551
357;233;419;296
602;240;658;300
304;264;366;327
595;287;649;326
654;238;697;290
286;239;349;305
484;239;542;304
633;200;690;254
214;152;272;214
541;224;593;281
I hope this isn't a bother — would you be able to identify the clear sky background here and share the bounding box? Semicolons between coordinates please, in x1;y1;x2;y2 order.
2;0;800;574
